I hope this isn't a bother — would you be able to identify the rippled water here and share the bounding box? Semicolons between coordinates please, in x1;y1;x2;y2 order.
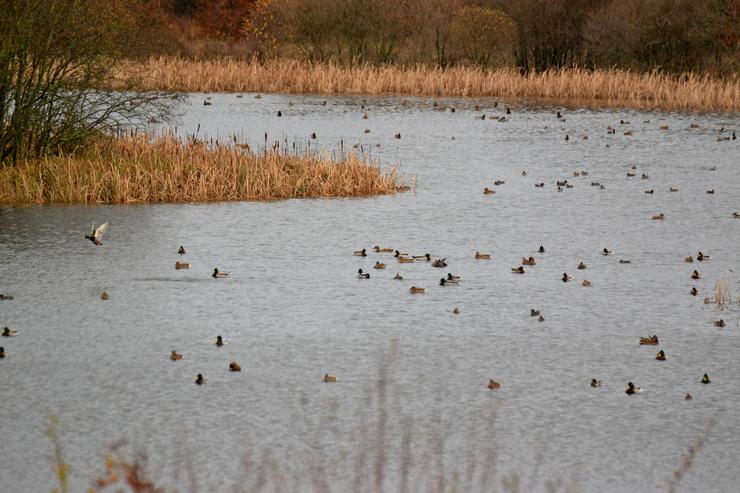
1;94;739;492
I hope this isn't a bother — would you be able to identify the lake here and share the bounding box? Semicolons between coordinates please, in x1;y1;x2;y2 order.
1;93;739;492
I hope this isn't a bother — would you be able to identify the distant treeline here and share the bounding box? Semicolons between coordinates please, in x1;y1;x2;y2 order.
149;0;739;75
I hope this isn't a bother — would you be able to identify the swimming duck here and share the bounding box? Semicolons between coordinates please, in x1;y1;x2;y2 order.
538;246;545;253
625;382;642;395
483;188;495;194
581;280;592;287
394;250;409;258
706;189;715;194
556;180;568;187
619;259;631;264
394;133;401;139
203;99;212;106
573;171;581;177
590;378;601;388
494;180;505;186
704;297;712;304
602;248;613;256
453;307;460;314
0;347;4;358
691;270;701;279
538;315;545;322
432;258;447;268
373;246;394;253
215;335;225;347
511;266;525;274
659;125;669;130
690;123;699;128
354;249;367;257
701;373;710;384
100;291;109;300
276;110;281;116
357;269;370;279
697;252;710;261
475;251;491;259
311;132;317;139
652;213;665;220
530;309;540;317
374;261;386;270
178;246;186;255
323;373;337;382
685;393;693;400
195;374;206;385
487;379;501;389
440;278;458;286
640;335;659;345
398;256;415;263
620;119;629;125
535;182;545;187
599;185;605;189
0;294;13;300
170;350;183;361
409;286;425;294
2;327;18;337
229;362;241;372
626;172;636;177
580;171;588;176
522;257;536;266
447;273;461;281
656;350;666;361
733;212;740;218
645;189;654;194
714;319;725;328
641;174;649;179
175;261;190;270
565;134;569;141
393;273;403;280
690;287;698;296
413;253;431;261
624;131;634;136
607;126;616;134
85;221;110;246
522;170;527;176
684;256;693;263
562;273;572;282
577;262;586;270
212;268;230;278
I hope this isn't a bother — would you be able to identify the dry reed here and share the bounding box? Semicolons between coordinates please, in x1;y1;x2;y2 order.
121;57;740;111
0;134;401;205
715;274;732;307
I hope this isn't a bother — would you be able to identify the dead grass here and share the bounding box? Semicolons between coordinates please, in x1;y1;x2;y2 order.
0;134;402;205
715;274;732;307
121;57;740;111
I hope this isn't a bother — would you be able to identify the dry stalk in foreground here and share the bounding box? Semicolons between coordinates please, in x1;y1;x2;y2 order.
121;57;740;111
0;135;403;205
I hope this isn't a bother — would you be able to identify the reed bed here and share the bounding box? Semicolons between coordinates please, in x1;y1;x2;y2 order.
123;57;740;111
0;135;401;205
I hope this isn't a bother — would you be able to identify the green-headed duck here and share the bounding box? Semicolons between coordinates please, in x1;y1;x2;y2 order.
357;269;370;279
178;246;186;255
656;350;666;361
354;248;367;257
440;277;458;286
511;266;525;274
195;373;206;385
212;268;229;278
215;335;225;347
2;327;18;337
625;382;642;395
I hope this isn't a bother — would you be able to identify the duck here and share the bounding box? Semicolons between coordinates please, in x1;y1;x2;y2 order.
175;261;190;270
652;213;665;220
522;257;536;266
697;252;710;261
494;180;505;186
714;319;725;328
607;126;616;134
690;287;698;296
393;273;403;280
534;182;545;188
178;246;186;255
573;171;581;177
212;268;229;278
556;180;568;187
409;286;425;294
203;99;212;106
432;258;447;268
581;280;592;287
538;246;545;253
685;393;693;401
640;335;659;345
624;130;634;136
413;253;432;261
669;187;678;192
530;309;540;317
100;291;109;300
229;362;241;372
565;134;569;141
659;125;669;130
656;350;666;361
511;266;525;274
619;259;631;264
645;189;654;194
475;251;492;259
357;269;370;279
691;270;701;279
0;294;13;300
323;373;337;383
483;187;495;194
487;379;501;389
394;250;409;258
354;248;367;257
620;119;630;125
215;335;225;347
562;273;572;282
626;172;636;177
684;256;693;263
373;246;394;253
84;221;110;246
706;189;715;194
590;378;601;388
0;347;4;358
602;248;613;256
447;273;461;281
452;307;460;315
195;373;206;385
577;262;586;270
701;373;711;384
170;350;183;361
394;133;401;139
641;174;649;179
690;123;699;128
398;256;415;263
311;132;317;139
521;170;527;176
733;212;740;218
625;382;642;395
538;315;545;322
374;261;386;270
2;327;18;337
440;278;458;286
276;110;281;116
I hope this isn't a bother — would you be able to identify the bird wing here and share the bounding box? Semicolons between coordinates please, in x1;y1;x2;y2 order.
94;221;110;240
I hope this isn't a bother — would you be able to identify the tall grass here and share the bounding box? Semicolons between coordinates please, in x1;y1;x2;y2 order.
0;134;402;205
122;57;740;111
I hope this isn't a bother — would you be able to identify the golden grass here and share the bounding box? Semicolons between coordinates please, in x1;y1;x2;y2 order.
0;134;402;204
122;57;740;111
715;274;732;306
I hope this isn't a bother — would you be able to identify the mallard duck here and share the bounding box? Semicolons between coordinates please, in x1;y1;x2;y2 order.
409;286;425;294
624;130;634;136
522;170;527;176
535;182;545;187
619;259;631;264
581;280;592;287
323;373;337;383
0;347;5;358
522;257;536;266
706;189;715;194
659;125;669;130
641;174;649;179
447;273;460;281
640;335;659;345
374;261;386;270
714;319;725;328
562;273;572;282
625;382;642;395
178;246;186;255
100;291;109;300
357;269;370;279
394;250;409;258
626;172;636;177
573;171;581;177
565;134;569;141
212;268;230;278
669;187;678;192
215;335;226;347
475;251;491;259
398;256;415;263
311;132;317;139
195;373;206;385
577;262;586;270
701;373;710;384
440;278;458;286
483;187;495;195
452;307;460;314
607;126;616;134
580;171;588;176
590;378;601;388
203;99;212;106
538;246;545;253
432;258;447;268
538;315;545;322
652;213;665;220
685;393;693;400
556;180;568;187
413;253;431;261
2;327;18;337
0;294;13;300
394;133;401;139
656;350;666;361
374;246;393;253
170;350;183;361
690;123;699;128
620;119;630;125
685;256;693;263
85;221;110;246
591;181;601;187
276;110;281;116
354;249;367;257
487;379;501;389
175;261;190;270
697;252;710;261
733;212;740;218
690;287;698;296
530;309;540;317
494;180;505;186
645;189;654;194
511;266;525;274
691;270;701;279
393;273;403;280
229;362;241;372
602;248;613;256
